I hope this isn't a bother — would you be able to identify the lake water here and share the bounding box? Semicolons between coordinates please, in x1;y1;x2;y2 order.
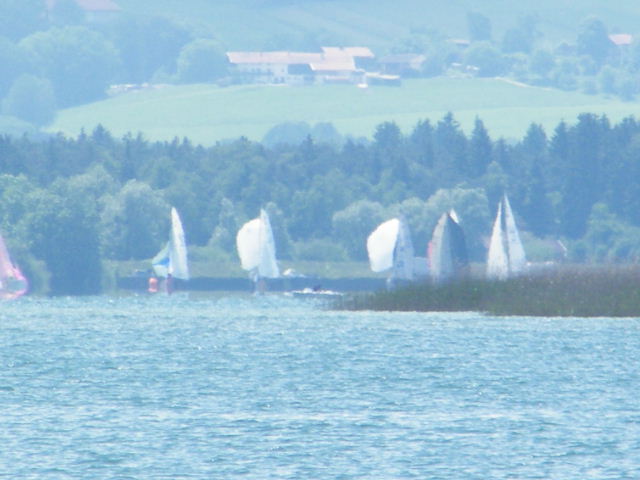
1;294;639;479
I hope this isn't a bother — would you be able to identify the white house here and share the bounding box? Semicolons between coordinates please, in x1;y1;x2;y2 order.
227;47;374;85
45;0;121;22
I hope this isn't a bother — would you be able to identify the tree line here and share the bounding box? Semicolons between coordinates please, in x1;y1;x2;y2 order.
391;14;640;99
0;0;227;126
1;113;640;294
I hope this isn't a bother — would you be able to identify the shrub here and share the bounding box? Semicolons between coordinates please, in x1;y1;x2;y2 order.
1;74;56;126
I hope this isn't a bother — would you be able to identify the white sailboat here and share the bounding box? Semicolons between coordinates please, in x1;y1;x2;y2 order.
0;233;27;300
236;209;279;293
151;207;190;292
367;217;414;286
487;195;527;280
428;210;468;283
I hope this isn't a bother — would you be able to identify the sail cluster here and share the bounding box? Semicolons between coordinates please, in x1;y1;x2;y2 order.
147;196;528;295
3;195;529;297
236;209;280;279
487;195;527;280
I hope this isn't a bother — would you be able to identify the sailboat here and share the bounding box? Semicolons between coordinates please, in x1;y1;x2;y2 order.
487;195;527;280
236;209;279;293
367;216;414;287
428;210;468;283
0;233;28;300
151;207;190;292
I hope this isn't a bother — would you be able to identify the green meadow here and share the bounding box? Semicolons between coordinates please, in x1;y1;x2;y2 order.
49;78;640;145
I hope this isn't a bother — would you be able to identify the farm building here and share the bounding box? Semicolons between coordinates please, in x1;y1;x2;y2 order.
45;0;121;22
227;47;374;85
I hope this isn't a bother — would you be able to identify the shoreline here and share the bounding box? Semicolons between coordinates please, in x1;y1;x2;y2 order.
116;275;387;293
338;265;640;317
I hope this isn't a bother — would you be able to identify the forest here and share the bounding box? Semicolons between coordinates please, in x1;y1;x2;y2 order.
2;112;640;294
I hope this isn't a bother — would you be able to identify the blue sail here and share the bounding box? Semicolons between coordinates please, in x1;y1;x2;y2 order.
151;242;170;277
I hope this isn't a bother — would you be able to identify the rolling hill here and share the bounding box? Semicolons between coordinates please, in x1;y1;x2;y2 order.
49;78;640;145
115;0;640;51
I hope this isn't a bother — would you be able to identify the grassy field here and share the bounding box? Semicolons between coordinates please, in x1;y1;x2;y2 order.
116;0;640;50
342;265;640;317
49;78;640;145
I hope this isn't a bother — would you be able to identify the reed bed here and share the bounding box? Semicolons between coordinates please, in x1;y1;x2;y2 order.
339;265;640;317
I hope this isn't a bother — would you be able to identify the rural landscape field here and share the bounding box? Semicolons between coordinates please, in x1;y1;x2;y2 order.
46;0;640;143
3;0;640;300
50;78;640;144
4;3;640;479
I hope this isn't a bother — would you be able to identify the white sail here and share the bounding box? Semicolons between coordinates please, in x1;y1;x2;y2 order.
169;207;189;280
393;216;414;280
429;212;454;282
367;217;414;280
236;209;279;279
486;195;526;279
486;202;509;280
429;210;468;283
502;195;527;274
151;207;189;280
258;209;279;278
367;218;400;273
237;218;262;272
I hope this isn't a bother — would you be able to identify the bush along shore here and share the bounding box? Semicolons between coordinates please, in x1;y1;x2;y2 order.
339;265;640;317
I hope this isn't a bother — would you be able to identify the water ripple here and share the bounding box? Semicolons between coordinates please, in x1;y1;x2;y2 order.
1;295;639;478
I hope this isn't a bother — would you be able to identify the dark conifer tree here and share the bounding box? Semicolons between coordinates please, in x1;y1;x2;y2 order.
548;120;570;192
373;121;406;182
469;117;492;178
521;159;555;236
615;135;640;226
433;112;468;186
340;139;369;177
491;138;511;173
409;119;435;169
514;123;547;191
560;114;603;238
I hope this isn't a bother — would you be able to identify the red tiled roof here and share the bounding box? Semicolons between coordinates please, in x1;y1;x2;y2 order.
77;0;120;11
227;51;323;65
609;34;633;46
227;47;372;68
46;0;121;12
322;46;374;58
227;51;358;72
310;57;356;72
